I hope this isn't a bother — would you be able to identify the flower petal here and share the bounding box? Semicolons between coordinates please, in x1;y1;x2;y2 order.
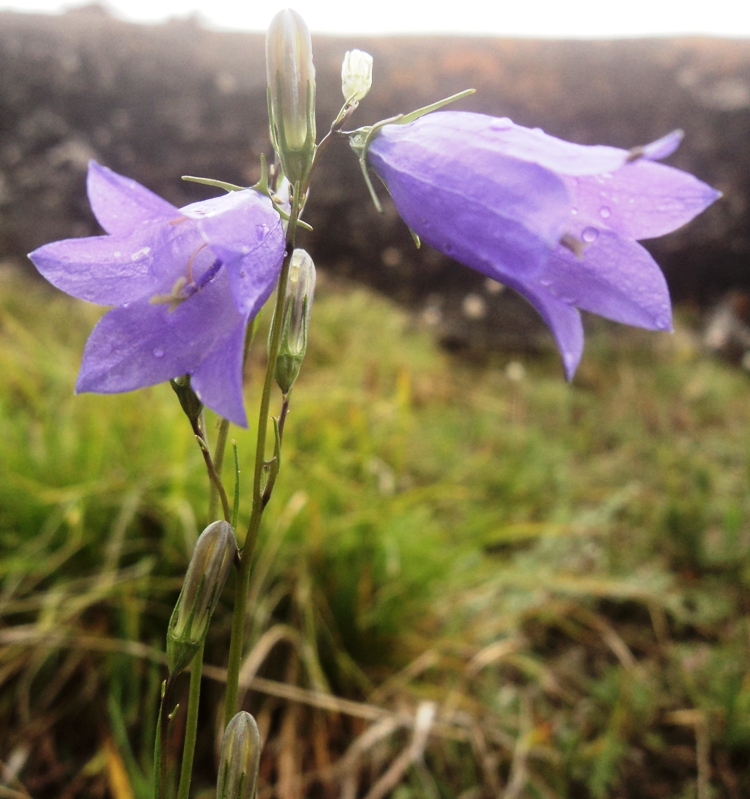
28;217;204;305
87;161;178;236
183;189;285;314
185;189;284;264
541;230;672;330
501;274;585;379
562;160;721;240
190;321;249;427
370;136;570;280
386;112;629;176
76;269;245;404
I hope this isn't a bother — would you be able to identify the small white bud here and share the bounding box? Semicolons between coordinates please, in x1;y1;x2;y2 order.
341;49;373;104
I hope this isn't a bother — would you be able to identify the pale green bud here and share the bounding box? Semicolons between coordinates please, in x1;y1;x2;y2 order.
266;9;316;185
170;375;203;428
272;248;316;394
217;712;261;799
341;49;373;104
167;521;237;676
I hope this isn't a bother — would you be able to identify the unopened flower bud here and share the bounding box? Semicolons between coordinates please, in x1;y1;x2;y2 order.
217;712;261;799
167;521;237;676
272;248;316;394
170;375;203;427
266;9;316;185
341;50;373;104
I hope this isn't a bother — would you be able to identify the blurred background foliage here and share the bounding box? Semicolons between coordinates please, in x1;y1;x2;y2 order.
2;263;750;799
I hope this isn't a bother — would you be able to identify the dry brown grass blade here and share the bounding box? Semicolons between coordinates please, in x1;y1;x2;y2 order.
466;638;523;677
0;629;472;741
665;710;711;799
237;624;301;709
103;739;134;799
361;701;438;799
503;692;533;799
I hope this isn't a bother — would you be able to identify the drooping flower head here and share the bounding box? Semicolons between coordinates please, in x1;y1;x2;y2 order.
29;161;285;426
365;111;720;376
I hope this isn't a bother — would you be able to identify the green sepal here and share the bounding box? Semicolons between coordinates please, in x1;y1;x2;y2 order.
181;176;245;192
348;88;476;214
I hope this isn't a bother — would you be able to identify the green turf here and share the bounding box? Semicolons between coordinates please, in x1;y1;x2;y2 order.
1;264;749;798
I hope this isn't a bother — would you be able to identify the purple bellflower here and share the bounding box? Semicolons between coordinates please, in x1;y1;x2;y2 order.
29;162;285;426
367;111;720;377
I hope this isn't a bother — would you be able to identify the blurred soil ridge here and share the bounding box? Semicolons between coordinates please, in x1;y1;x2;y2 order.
0;7;748;349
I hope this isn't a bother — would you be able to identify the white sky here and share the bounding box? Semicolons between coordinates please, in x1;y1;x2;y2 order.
1;0;749;38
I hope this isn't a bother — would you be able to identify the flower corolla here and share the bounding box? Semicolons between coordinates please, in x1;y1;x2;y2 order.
29;161;285;426
367;111;720;376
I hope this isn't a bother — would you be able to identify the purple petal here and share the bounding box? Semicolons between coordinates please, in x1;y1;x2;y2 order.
184;189;283;264
541;230;672;330
183;189;285;314
87;161;178;236
562;160;721;241
501;274;585;379
28;217;205;305
191;321;249;427
385;112;629;176
370;135;571;280
76;269;245;405
639;130;684;161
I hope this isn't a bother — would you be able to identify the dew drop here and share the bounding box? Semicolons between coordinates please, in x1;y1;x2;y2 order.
539;278;553;288
570;207;578;216
153;348;164;359
131;246;151;260
256;223;269;236
582;226;599;243
489;117;513;131
114;251;122;257
599;206;611;219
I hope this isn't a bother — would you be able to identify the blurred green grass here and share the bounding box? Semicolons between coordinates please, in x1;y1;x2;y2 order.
2;264;750;799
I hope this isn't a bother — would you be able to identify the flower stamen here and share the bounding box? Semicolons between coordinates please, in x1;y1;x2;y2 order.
559;233;586;258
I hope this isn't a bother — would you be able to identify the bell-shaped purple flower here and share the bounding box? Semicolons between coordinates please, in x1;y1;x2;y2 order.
367;111;720;377
29;162;286;426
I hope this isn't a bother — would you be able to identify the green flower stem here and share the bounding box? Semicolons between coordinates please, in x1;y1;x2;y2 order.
153;676;175;799
223;192;301;728
189;411;232;524
209;418;231;521
175;642;205;799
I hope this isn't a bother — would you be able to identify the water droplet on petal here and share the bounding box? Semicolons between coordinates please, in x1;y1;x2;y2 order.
131;246;151;261
153;348;164;358
570;207;578;216
539;278;553;288
599;206;611;219
582;226;599;243
114;251;122;257
256;223;269;237
489;117;513;131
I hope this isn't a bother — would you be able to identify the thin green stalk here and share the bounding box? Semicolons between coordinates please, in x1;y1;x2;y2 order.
223;197;300;727
208;419;231;521
175;643;205;799
153;677;175;799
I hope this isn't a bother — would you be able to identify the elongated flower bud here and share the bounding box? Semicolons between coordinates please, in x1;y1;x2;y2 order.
170;375;203;428
266;9;316;186
167;521;237;676
341;50;373;104
217;712;261;799
272;248;316;394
